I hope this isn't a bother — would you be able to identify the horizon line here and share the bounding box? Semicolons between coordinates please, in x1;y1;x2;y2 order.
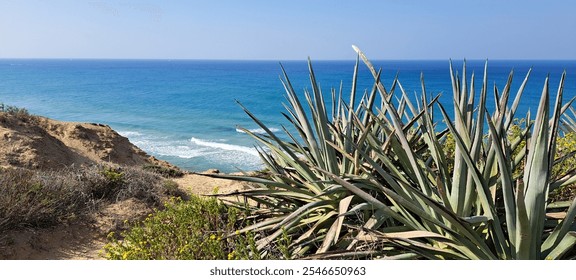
2;57;576;62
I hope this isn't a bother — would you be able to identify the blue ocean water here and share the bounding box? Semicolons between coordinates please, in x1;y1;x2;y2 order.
0;59;575;173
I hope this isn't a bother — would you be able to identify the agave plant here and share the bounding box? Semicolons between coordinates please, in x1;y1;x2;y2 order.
208;46;576;259
208;56;379;258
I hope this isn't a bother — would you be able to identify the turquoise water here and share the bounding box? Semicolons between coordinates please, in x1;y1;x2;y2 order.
1;59;575;172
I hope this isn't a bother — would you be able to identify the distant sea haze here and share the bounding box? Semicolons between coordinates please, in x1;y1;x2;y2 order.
1;59;575;172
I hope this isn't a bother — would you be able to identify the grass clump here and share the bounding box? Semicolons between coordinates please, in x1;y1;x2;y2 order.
104;194;259;260
0;103;34;122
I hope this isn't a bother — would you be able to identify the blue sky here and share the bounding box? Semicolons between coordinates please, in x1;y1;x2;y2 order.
0;0;575;60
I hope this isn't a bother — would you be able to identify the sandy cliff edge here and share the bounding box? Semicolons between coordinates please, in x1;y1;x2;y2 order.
0;112;250;259
0;112;164;169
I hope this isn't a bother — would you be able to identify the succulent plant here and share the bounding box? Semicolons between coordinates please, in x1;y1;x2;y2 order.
211;46;576;259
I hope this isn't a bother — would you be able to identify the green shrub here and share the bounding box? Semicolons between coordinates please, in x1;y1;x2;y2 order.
162;179;189;199
143;164;184;178
91;166;125;199
104;195;260;260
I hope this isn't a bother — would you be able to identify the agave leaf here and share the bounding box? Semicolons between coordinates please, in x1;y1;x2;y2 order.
335;195;355;241
448;60;460;112
308;60;340;173
304;250;417;260
544;232;576;260
515;176;531;259
372;230;459;239
229;216;286;237
256;206;334;251
232;189;319;202
339;202;372;216
485;110;517;249
236;103;322;193
462;61;488;214
352;45;388;96
348;54;359;123
461;215;491;225
448;60;477;215
317;195;354;253
279;64;321;162
439;103;510;259
416;96;452;206
551;173;576;191
504;68;532;130
372;232;470;260
497;70;514;125
547;72;566;175
562;106;576;133
362;70;381;127
542;194;576;257
320;166;497;259
522;77;553;259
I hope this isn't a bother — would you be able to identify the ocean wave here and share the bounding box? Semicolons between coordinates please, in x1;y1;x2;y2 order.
151;144;213;159
235;127;281;134
190;137;259;157
118;131;144;137
116;131;263;171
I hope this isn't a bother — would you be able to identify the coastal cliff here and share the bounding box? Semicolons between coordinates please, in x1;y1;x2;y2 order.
0;111;166;170
0;111;247;259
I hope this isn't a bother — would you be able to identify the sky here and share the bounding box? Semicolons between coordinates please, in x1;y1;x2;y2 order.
0;0;575;60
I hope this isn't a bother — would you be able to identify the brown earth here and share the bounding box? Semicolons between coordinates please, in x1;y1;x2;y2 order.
0;113;250;260
0;112;168;170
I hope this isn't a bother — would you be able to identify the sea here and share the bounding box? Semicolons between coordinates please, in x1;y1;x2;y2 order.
0;59;575;173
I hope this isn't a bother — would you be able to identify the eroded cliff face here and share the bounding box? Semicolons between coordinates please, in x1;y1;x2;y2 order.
0;112;167;170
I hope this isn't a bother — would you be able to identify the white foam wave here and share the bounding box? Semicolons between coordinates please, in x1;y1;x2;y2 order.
156;145;213;159
190;137;259;156
236;127;281;134
118;131;144;137
117;131;264;171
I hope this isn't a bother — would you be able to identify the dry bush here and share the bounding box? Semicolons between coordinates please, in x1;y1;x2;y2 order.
0;164;184;233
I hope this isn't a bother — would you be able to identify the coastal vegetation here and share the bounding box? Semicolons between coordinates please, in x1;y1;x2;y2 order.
104;195;262;260
210;47;576;259
0;103;31;120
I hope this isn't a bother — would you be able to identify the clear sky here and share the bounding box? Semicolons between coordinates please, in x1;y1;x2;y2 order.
0;0;575;60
